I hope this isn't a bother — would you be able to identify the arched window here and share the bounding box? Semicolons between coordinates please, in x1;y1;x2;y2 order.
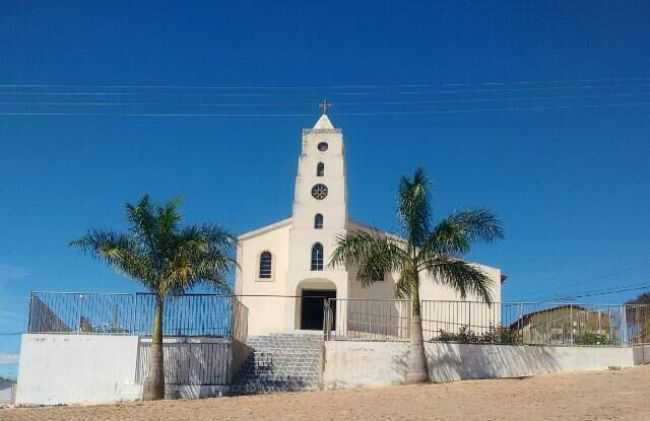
314;213;324;229
311;243;324;271
259;251;272;278
317;162;325;177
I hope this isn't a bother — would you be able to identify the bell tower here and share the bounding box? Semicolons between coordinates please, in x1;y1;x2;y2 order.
287;108;349;305
291;113;347;229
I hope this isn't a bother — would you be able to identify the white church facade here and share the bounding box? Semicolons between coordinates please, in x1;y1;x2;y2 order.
235;113;502;336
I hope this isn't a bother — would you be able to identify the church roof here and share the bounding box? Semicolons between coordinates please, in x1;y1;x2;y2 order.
313;114;335;130
237;217;292;240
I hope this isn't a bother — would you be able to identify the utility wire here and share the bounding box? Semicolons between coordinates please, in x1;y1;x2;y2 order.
0;78;648;100
0;85;645;99
2;99;648;117
555;285;650;301
0;76;648;90
2;91;650;108
521;282;650;302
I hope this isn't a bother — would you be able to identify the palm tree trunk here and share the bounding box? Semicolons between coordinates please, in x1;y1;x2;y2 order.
405;275;429;384
143;295;165;400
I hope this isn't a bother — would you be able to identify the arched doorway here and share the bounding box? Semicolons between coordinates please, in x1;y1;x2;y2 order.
296;279;336;331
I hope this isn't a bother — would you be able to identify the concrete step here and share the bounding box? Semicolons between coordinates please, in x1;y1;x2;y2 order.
231;333;323;395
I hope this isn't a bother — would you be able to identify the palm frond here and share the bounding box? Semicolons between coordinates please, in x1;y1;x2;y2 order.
126;195;157;241
160;224;235;294
426;258;493;304
395;273;414;299
397;168;431;248
329;230;408;287
156;197;182;240
420;209;503;258
421;219;470;257
70;230;156;286
444;209;504;243
73;195;236;297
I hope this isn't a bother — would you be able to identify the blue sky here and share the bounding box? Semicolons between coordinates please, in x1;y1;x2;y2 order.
1;1;650;377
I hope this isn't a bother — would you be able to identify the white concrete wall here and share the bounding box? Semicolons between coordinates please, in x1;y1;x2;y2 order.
15;335;246;405
426;342;633;382
633;344;650;365
16;334;141;405
324;342;408;388
323;341;635;389
0;383;15;404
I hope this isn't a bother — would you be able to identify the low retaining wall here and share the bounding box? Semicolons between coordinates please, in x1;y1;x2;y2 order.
323;341;636;389
0;382;16;405
633;344;650;365
16;334;142;405
16;334;249;406
427;342;634;382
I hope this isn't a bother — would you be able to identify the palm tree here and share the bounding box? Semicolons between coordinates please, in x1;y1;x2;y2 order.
70;195;235;400
329;168;503;383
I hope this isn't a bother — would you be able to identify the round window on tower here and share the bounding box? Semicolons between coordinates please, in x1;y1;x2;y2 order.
311;184;328;200
317;142;328;152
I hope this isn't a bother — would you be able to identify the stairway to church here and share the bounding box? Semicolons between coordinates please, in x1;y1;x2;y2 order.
231;333;324;395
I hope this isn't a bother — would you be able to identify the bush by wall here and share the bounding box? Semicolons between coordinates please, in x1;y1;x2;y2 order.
434;326;520;345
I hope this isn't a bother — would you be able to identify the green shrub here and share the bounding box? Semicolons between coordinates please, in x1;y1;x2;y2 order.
574;332;616;346
434;325;520;345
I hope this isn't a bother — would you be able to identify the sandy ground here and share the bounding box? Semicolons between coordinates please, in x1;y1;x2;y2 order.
3;366;650;421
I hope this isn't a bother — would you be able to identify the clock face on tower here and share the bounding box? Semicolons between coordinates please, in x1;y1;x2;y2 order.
311;184;328;200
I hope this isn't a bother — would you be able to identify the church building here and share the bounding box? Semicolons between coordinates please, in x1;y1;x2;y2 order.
235;112;502;336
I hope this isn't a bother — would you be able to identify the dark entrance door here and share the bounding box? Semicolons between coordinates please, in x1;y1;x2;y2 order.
300;289;336;330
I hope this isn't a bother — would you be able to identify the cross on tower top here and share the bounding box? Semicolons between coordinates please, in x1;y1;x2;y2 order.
319;99;331;115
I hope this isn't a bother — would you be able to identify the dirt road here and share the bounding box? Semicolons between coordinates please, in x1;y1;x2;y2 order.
3;366;650;421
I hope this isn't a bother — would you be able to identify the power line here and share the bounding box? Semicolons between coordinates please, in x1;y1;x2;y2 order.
524;282;650;302
2;91;650;108
0;76;648;90
1;100;649;118
0;91;135;96
0;91;274;97
0;85;644;99
0;78;647;101
558;285;650;300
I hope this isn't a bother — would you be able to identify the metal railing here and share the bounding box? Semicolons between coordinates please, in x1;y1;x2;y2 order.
626;304;650;345
27;291;248;339
231;297;249;343
26;292;650;347
325;298;650;346
324;298;410;341
136;340;233;385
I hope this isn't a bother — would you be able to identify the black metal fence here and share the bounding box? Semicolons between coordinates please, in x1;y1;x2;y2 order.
27;291;247;340
325;298;650;346
27;291;650;347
